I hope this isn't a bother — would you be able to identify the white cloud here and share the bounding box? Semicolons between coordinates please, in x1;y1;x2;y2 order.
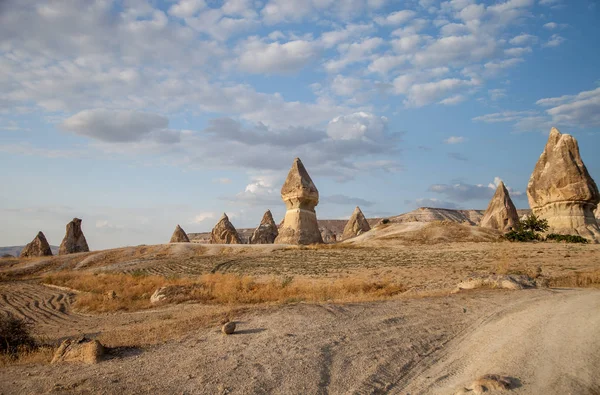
488;88;507;101
375;10;417;26
326;112;387;141
235;37;320;74
405;78;479;107
331;75;364;96
509;34;537;46
543;34;565;48
191;212;217;224
324;37;384;72
538;87;600;128
168;0;206;18
444;136;466;144
439;95;467;105
61;109;177;143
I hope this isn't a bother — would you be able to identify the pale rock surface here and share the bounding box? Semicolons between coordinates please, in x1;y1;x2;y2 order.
249;210;278;244
320;227;337;243
527;127;600;241
210;213;242;244
169;225;190;243
51;337;104;364
20;231;53;258
275;158;323;244
453;274;540;293
59;218;89;255
342;206;371;240
479;181;519;232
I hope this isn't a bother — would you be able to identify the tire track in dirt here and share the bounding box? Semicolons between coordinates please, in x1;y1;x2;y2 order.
0;282;80;328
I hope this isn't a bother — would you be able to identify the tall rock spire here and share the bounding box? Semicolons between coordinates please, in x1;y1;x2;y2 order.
342;206;371;240
275;158;323;244
249;210;278;244
210;213;242;244
59;218;90;255
170;225;190;243
480;181;519;232
20;231;53;258
527;127;600;241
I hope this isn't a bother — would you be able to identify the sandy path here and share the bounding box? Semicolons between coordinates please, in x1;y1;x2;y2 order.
1;288;598;394
402;288;600;394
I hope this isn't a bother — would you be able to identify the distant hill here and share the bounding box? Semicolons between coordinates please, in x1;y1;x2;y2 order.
0;245;59;258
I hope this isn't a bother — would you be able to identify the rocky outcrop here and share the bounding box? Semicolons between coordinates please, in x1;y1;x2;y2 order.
59;218;89;255
210;213;242;244
275;158;323;245
249;210;278;244
169;225;190;243
480;181;519;232
320;227;337;243
51;337;104;364
20;232;53;258
527;127;600;241
342;206;371;240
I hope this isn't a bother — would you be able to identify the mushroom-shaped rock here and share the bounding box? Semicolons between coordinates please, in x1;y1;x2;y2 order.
20;231;53;258
480;181;519;232
342;206;371;240
274;158;323;245
170;225;190;243
59;218;89;255
526;127;600;241
249;210;278;244
210;213;242;244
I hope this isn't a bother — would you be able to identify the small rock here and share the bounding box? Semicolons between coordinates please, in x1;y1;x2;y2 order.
222;322;236;335
51;337;104;364
105;290;117;300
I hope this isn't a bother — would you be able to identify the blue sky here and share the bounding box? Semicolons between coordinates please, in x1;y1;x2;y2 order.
1;0;599;249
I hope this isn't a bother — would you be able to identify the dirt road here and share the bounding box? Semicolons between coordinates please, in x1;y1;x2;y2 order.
1;288;598;394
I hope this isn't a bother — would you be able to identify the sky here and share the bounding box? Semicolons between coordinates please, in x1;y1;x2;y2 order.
1;0;599;249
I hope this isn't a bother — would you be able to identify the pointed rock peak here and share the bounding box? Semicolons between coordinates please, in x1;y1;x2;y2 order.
59;218;89;255
281;157;318;197
21;231;53;258
342;206;371;240
353;206;363;215
170;224;190;243
260;210;275;226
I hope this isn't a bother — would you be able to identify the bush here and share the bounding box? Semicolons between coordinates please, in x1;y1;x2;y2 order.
503;214;549;242
381;218;390;224
545;234;588;244
0;316;35;356
504;230;541;242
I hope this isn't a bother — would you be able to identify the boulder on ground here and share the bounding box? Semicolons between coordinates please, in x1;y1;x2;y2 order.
480;181;520;232
453;274;541;293
20;231;53;258
455;374;516;395
59;218;89;255
249;210;278;244
320;227;337;243
210;213;242;244
222;322;236;335
51;337;104;364
527;127;600;241
342;206;371;240
170;225;190;243
275;158;323;245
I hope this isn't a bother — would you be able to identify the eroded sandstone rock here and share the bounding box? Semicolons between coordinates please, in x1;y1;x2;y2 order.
59;218;89;255
249;210;278;244
342;206;371;240
210;213;242;244
170;225;190;243
480;181;520;232
51;337;104;364
527;127;600;241
20;231;53;258
275;158;323;245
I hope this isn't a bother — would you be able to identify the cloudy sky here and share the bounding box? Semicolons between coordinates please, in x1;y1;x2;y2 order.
1;0;599;249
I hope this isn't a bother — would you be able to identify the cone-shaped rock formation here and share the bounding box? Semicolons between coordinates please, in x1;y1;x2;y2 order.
59;218;89;255
527;127;600;241
342;206;371;240
480;181;520;232
275;158;323;244
249;210;278;244
20;231;53;258
170;225;190;243
210;213;242;244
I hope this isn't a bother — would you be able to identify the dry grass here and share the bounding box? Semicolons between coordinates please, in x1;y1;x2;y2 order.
0;346;55;367
547;270;600;288
42;272;407;313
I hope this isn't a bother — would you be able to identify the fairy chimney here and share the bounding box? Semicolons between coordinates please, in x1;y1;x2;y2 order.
249;210;278;244
210;213;242;244
480;181;520;232
20;231;53;258
169;225;190;243
59;218;89;255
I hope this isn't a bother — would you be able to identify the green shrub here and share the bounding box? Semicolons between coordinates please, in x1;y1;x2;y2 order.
545;234;589;244
0;316;35;356
504;230;541;242
381;219;390;224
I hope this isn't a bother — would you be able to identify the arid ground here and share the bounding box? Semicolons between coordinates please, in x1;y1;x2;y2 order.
1;222;599;394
